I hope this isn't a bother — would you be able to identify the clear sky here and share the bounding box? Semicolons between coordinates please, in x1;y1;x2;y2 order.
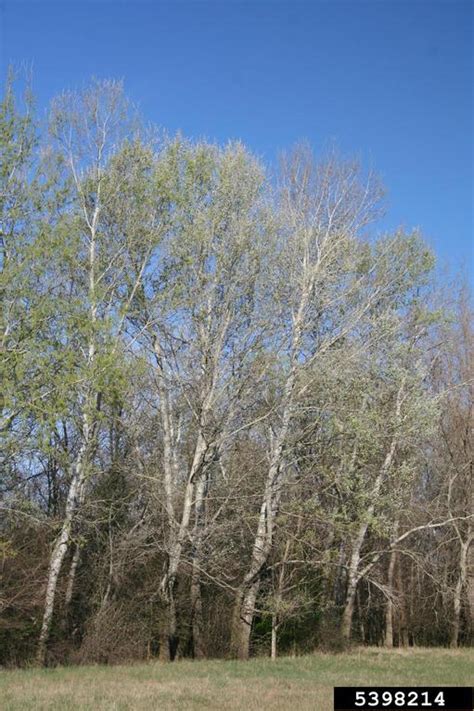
1;0;472;275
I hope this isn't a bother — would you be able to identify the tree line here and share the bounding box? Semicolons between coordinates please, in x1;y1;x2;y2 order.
1;75;472;666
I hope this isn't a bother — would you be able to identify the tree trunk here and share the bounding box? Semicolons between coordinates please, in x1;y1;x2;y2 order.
190;472;208;659
451;575;462;648
341;572;358;642
356;589;365;643
230;444;285;661
384;551;396;648
63;477;88;624
271;614;278;660
396;552;409;647
451;539;468;647
341;518;369;642
231;267;318;659
230;376;297;659
231;579;260;660
341;429;400;643
468;541;474;639
384;522;399;648
158;431;210;659
65;540;81;605
36;175;100;665
36;451;87;665
158;595;177;662
190;568;205;659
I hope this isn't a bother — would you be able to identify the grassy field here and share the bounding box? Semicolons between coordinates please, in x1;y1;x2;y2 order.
0;647;472;710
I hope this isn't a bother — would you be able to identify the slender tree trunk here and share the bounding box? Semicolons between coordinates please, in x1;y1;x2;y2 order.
341;425;400;642
36;439;89;665
451;576;462;648
230;356;299;658
153;336;177;527
158;596;177;662
341;510;373;642
153;335;180;662
409;560;418;646
190;472;208;659
451;539;468;647
230;257;314;660
63;478;88;624
36;369;98;664
36;174;101;665
190;567;205;659
271;614;278;660
384;552;396;648
356;589;365;643
158;431;209;659
64;544;81;611
384;522;399;648
332;541;347;606
230;460;284;660
468;541;474;641
341;569;360;642
396;551;409;647
269;536;292;660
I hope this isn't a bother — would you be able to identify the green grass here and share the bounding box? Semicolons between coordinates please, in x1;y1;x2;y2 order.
1;647;472;710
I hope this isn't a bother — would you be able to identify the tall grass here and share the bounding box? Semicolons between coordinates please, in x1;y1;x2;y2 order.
1;647;472;710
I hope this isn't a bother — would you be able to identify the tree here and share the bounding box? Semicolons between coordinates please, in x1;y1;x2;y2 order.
430;284;473;647
123;139;272;659
35;80;153;664
230;145;389;658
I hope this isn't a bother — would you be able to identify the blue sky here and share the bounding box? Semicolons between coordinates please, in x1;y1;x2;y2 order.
1;0;472;275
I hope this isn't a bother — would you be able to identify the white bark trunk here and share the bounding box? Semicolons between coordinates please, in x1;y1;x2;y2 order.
158;431;210;660
341;559;360;642
37;202;98;664
341;436;399;642
230;279;309;659
190;471;208;659
63;478;87;617
36;441;89;665
153;336;177;528
230;264;317;659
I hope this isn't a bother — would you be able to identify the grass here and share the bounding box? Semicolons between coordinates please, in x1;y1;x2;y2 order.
0;647;472;710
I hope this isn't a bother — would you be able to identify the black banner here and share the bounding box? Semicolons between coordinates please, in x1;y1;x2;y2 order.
334;687;473;711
